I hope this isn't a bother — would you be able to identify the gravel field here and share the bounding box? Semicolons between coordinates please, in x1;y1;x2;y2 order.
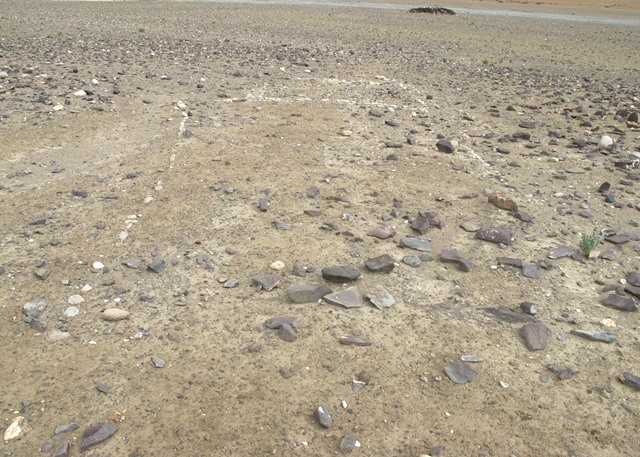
1;1;640;456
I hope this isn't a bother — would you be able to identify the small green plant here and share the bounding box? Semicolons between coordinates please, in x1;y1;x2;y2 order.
138;27;145;33
580;234;601;257
482;58;489;65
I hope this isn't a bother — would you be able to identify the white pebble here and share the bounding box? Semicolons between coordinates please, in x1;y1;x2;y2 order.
68;294;84;305
92;261;104;270
270;260;285;271
598;135;613;148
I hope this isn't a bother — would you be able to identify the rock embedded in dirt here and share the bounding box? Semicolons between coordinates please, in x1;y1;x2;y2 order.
286;284;332;303
53;442;69;457
485;307;536;323
223;279;239;288
440;249;473;272
366;285;395;309
460;221;482;232
34;267;51;280
497;257;523;268
403;255;422;266
102;308;129;321
488;193;518;212
444;361;477;384
23;299;48;318
601;294;638;311
401;237;432;252
68;294;84;305
569;329;617;343
151;356;165;368
79;422;117;453
278;323;297;342
436;139;454;153
315;405;332;428
364;254;395;273
122;258;141;269
521;264;541;279
252;273;280;291
626;271;640;287
339;336;372;346
367;225;396;239
548;245;581;259
340;432;360;453
147;259;165;273
3;416;26;441
322;265;361;282
475;227;513;245
54;422;79;434
324;287;364;308
622;372;640;390
520;322;550;351
520;302;538;315
264;316;298;329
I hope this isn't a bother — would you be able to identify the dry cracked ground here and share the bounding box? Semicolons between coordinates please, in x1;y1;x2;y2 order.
1;1;640;456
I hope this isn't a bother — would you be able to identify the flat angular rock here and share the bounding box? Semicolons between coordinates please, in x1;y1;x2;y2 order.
304;209;322;217
315;405;332;428
279;324;297;342
401;237;432;252
440;249;472;272
102;308;129;321
53;442;69;457
147;259;165;273
436;139;454;153
55;423;79;435
367;225;396;239
497;257;523;268
307;186;320;198
29;216;46;225
251;274;280;291
23;299;48;318
520;302;538;315
339;336;371;346
514;211;533;222
79;422;117;453
286;284;331;303
520;322;550;351
324;287;364;308
624;285;640;299
488;193;518;211
570;329;617;343
403;255;422;266
364;254;395;273
601;294;637;311
485;307;536;323
548;245;581;259
606;234;630;245
521;264;541;279
460;221;482;232
410;215;431;234
223;278;239;288
475;227;513;245
622;372;640;390
626;271;640;287
122;258;142;269
264;316;298;329
444;361;477;384
35;268;51;280
322;265;361;282
366;285;395;309
340;432;360;453
152;356;165;368
519;120;536;129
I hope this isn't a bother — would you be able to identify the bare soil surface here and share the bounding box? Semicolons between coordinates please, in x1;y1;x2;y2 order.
1;1;640;456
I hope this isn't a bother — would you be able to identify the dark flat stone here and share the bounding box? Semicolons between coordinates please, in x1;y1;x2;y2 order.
626;271;640;287
411;215;431;234
304;209;322;217
475;227;513;245
485;307;536;323
444;361;477;384
324;287;364;308
622;372;640;390
570;329;617;343
601;293;638;311
497;257;523;268
279;324;297;342
520;302;538;315
367;225;396;239
79;422;117;453
522;264;541;279
322;265;361;282
364;254;395;273
624;285;640;299
514;211;533;222
520;322;550;351
286;284;332;303
436;139;454;153
401;237;432;252
251;274;280;291
488;193;518;211
147;259;165;273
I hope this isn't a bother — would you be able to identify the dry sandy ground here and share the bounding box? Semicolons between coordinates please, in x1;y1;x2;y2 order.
1;1;640;457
